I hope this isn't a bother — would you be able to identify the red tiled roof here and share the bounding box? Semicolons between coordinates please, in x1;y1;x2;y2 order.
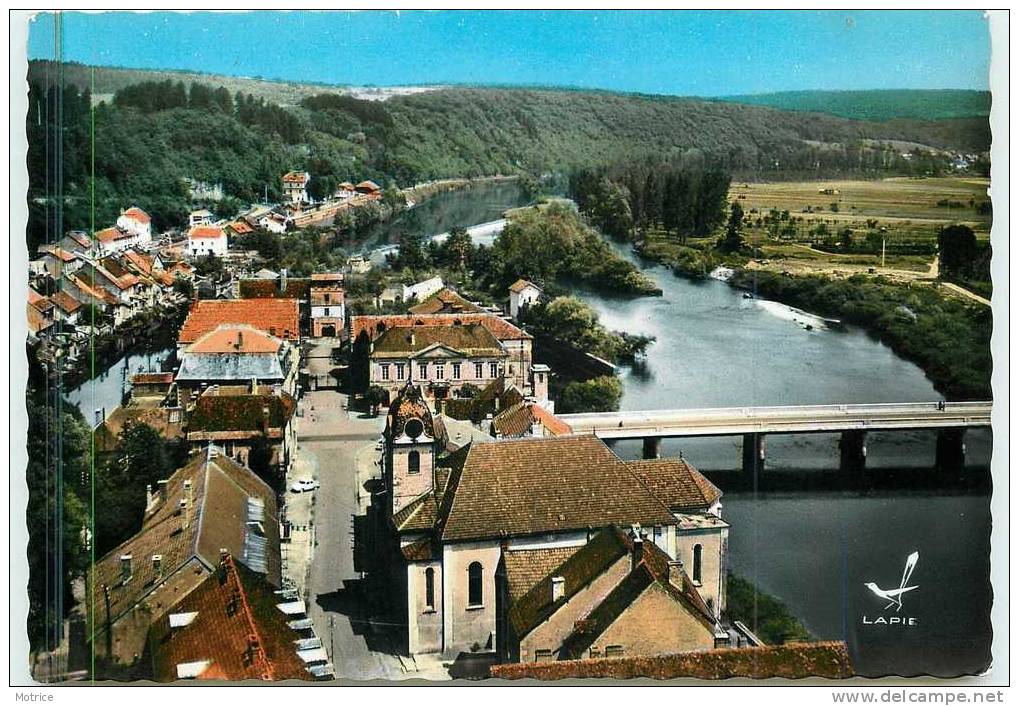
408;288;485;315
228;221;254;235
238;279;311;301
351;313;531;344
179;300;300;343
122;249;155;275
189;225;226;240
49;290;84;315
356;180;381;192
95;226;132;243
282;171;309;184
492;402;573;438
26;303;52;335
40;245;79;262
490;641;855;680
148;555;311;682
187;324;284;354
122;206;151;224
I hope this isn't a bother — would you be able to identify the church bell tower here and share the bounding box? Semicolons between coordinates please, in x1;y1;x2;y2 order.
384;382;437;515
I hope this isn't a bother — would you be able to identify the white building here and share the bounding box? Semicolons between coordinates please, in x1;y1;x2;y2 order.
116;206;152;242
509;279;542;320
187;225;228;258
188;209;214;228
281;171;310;205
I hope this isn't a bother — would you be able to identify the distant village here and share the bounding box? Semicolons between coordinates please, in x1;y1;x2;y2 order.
26;171;851;682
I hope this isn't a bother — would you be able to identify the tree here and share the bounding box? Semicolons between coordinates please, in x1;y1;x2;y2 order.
440;227;472;271
457;383;481;399
938;224;979;278
558;376;623;414
364;385;387;417
718;201;745;253
26;391;90;652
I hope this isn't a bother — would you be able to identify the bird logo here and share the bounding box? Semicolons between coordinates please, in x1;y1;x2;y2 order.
864;551;919;612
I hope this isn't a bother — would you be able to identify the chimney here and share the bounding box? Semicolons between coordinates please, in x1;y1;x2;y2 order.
551;576;565;602
667;560;684;590
152;554;163;579
157;479;169;502
236;330;243;350
145;484;154;508
120;554;133;583
279;268;288;293
408;332;416;347
630;523;644;570
219;548;230;565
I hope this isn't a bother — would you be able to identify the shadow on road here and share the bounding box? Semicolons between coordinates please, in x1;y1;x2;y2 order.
315;579;405;656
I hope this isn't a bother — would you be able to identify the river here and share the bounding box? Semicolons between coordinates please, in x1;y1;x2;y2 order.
67;182;992;676
349;181;993;677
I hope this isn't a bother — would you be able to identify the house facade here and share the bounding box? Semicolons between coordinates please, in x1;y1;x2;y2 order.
350;313;535;399
187;225;228;258
509;279;542;320
282;171;310;205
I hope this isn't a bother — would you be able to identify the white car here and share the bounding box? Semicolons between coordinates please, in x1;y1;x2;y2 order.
290;478;320;493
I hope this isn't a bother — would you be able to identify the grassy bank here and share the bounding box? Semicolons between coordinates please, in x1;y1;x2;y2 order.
725;574;811;645
731;270;992;401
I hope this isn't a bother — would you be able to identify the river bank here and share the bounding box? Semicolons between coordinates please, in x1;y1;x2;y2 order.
630;235;991;402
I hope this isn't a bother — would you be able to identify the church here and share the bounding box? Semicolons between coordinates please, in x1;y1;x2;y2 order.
365;383;732;661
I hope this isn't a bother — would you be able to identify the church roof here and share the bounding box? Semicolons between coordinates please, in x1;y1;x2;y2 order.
408;288;485;315
437;436;677;542
625;458;722;511
502;546;582;603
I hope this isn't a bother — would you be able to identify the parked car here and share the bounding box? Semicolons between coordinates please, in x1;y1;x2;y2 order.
290;477;320;493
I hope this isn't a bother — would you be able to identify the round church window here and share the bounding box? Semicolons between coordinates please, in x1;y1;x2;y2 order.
404;418;424;439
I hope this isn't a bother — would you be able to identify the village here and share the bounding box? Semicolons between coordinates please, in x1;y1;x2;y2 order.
26;170;852;682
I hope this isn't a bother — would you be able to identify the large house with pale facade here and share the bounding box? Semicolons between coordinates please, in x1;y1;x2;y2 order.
350;313;534;402
365;383;731;661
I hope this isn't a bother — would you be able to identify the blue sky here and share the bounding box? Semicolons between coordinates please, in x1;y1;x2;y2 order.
29;10;990;96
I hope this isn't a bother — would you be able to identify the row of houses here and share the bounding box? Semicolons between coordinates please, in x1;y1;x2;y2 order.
28;227;196;373
87;447;332;680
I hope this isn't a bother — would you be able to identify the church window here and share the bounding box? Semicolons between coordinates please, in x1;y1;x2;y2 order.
693;544;703;584
467;562;483;606
425;568;435;610
408;450;421;475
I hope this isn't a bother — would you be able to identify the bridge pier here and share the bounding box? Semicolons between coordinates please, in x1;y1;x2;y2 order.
742;433;765;478
839;430;867;474
935;429;966;475
642;437;662;460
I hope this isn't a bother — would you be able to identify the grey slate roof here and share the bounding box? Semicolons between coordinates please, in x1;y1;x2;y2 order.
176;352;285;382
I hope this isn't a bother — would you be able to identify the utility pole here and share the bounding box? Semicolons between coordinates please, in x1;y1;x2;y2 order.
881;236;886;269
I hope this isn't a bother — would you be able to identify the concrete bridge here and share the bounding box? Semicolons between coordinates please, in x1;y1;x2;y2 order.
558;401;993;474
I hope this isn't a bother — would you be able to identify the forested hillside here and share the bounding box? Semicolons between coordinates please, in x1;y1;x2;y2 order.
718;89;991;121
26;62;991;251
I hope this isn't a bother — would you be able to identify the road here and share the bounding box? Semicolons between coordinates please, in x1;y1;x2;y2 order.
299;389;407;681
